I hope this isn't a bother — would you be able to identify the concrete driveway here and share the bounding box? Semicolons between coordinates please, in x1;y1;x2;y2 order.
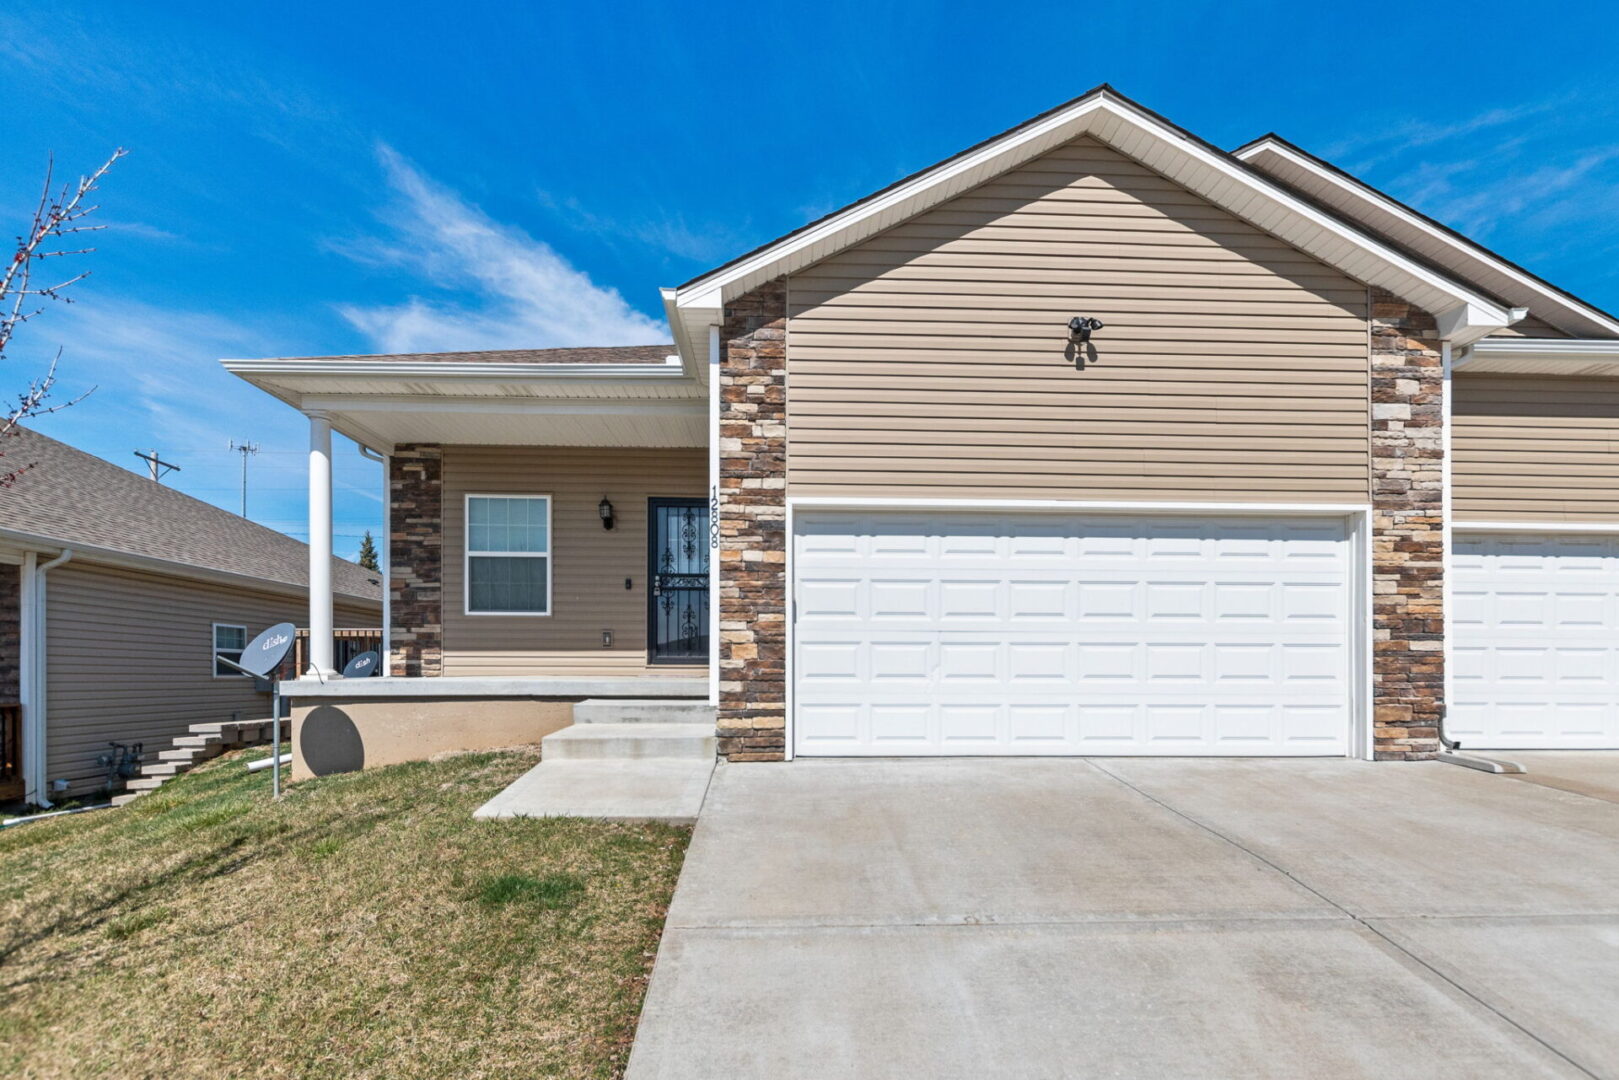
626;758;1619;1079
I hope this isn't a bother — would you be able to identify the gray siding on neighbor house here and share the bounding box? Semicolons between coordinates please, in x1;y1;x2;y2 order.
439;446;706;677
785;135;1372;503
44;561;376;795
1453;375;1619;522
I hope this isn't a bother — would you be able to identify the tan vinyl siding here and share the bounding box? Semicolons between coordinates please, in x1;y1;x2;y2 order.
1454;375;1619;522
441;446;705;677
1489;314;1569;339
44;562;376;795
786;136;1371;502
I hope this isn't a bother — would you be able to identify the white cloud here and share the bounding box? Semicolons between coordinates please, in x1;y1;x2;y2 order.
336;147;667;354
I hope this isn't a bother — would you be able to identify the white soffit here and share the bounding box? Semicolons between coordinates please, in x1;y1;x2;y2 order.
671;87;1512;345
1235;138;1619;341
1457;338;1619;378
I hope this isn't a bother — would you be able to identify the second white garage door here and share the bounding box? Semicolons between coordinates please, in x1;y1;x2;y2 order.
1452;531;1619;749
792;511;1354;756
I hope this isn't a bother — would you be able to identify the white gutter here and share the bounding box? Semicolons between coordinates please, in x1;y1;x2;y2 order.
357;444;392;667
221;357;686;380
20;547;72;807
1459;338;1619;365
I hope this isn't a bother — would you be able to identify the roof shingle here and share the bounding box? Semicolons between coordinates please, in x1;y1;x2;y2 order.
0;426;381;601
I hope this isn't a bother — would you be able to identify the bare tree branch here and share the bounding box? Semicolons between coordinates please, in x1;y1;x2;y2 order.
0;148;124;481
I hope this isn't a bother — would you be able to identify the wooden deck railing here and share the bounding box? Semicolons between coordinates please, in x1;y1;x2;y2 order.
1;702;22;802
288;629;384;679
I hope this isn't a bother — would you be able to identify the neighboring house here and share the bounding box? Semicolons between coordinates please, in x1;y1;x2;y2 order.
0;426;381;804
226;85;1619;769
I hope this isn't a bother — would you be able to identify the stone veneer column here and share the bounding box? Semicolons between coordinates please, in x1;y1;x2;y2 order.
389;444;444;677
717;280;788;761
1369;288;1445;759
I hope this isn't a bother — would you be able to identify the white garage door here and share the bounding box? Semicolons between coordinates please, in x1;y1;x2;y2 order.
792;511;1354;756
1452;532;1619;749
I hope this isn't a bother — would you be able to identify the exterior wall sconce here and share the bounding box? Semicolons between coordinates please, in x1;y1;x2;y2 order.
599;496;615;530
1068;315;1104;344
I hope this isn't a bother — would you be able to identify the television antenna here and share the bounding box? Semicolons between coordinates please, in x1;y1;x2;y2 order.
134;449;181;483
214;621;296;796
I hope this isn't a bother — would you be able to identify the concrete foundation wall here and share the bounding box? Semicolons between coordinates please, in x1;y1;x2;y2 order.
290;697;575;779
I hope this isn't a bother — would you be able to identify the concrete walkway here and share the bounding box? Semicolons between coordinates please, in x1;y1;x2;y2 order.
627;758;1619;1079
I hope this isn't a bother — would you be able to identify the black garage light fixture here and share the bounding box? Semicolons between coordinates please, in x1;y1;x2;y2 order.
1068;315;1104;344
599;496;615;530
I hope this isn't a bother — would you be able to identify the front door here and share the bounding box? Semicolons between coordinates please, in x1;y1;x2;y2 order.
648;498;709;664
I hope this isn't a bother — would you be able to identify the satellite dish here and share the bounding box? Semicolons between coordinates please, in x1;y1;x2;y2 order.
237;622;297;677
342;650;381;679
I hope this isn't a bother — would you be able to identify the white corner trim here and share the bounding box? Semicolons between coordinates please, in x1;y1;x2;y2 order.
707;323;721;708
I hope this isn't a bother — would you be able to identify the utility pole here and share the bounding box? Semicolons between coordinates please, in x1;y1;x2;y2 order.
134;449;181;483
228;440;259;517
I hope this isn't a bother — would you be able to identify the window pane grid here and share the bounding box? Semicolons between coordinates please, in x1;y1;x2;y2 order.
466;496;551;614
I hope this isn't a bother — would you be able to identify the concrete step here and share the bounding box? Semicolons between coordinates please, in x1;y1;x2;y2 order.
139;762;186;777
573;698;714;725
111;792;143;807
474;758;714;825
124;777;168;792
542;722;717;762
171;735;222;749
158;746;215;763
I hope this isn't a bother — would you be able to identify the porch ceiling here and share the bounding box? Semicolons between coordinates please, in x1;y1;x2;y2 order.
222;358;707;451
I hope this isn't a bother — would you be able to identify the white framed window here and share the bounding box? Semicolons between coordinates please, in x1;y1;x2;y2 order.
465;494;552;615
213;623;248;677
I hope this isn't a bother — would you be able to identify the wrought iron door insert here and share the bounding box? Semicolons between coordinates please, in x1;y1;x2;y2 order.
648;498;709;664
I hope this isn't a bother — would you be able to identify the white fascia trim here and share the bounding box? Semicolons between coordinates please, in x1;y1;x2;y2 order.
222;358;685;380
787;496;1371;516
306;396;706;417
1236;138;1619;339
1453;520;1619;534
674;94;1510;339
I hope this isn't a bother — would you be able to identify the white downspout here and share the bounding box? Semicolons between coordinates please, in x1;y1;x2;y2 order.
306;411;336;678
20;547;73;807
357;443;391;664
708;323;721;708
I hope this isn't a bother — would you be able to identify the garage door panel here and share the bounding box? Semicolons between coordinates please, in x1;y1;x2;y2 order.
794;512;1353;756
1451;532;1619;749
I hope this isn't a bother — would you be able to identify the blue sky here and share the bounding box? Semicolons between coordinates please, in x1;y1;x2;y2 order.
5;1;1619;559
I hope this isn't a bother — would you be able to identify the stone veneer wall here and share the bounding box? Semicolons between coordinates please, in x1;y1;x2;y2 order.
389;444;444;677
716;280;789;760
1369;288;1444;759
0;565;18;703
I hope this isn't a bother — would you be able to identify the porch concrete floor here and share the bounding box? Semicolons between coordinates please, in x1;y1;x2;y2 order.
627;759;1619;1080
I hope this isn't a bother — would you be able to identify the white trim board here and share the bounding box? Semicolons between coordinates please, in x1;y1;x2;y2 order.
1453;521;1619;534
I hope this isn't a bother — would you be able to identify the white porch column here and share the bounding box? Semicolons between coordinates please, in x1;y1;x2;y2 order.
306;410;336;677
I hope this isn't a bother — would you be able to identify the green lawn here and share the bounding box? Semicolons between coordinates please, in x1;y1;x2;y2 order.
0;747;690;1079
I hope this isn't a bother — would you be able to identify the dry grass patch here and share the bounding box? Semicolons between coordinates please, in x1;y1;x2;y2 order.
0;747;689;1079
